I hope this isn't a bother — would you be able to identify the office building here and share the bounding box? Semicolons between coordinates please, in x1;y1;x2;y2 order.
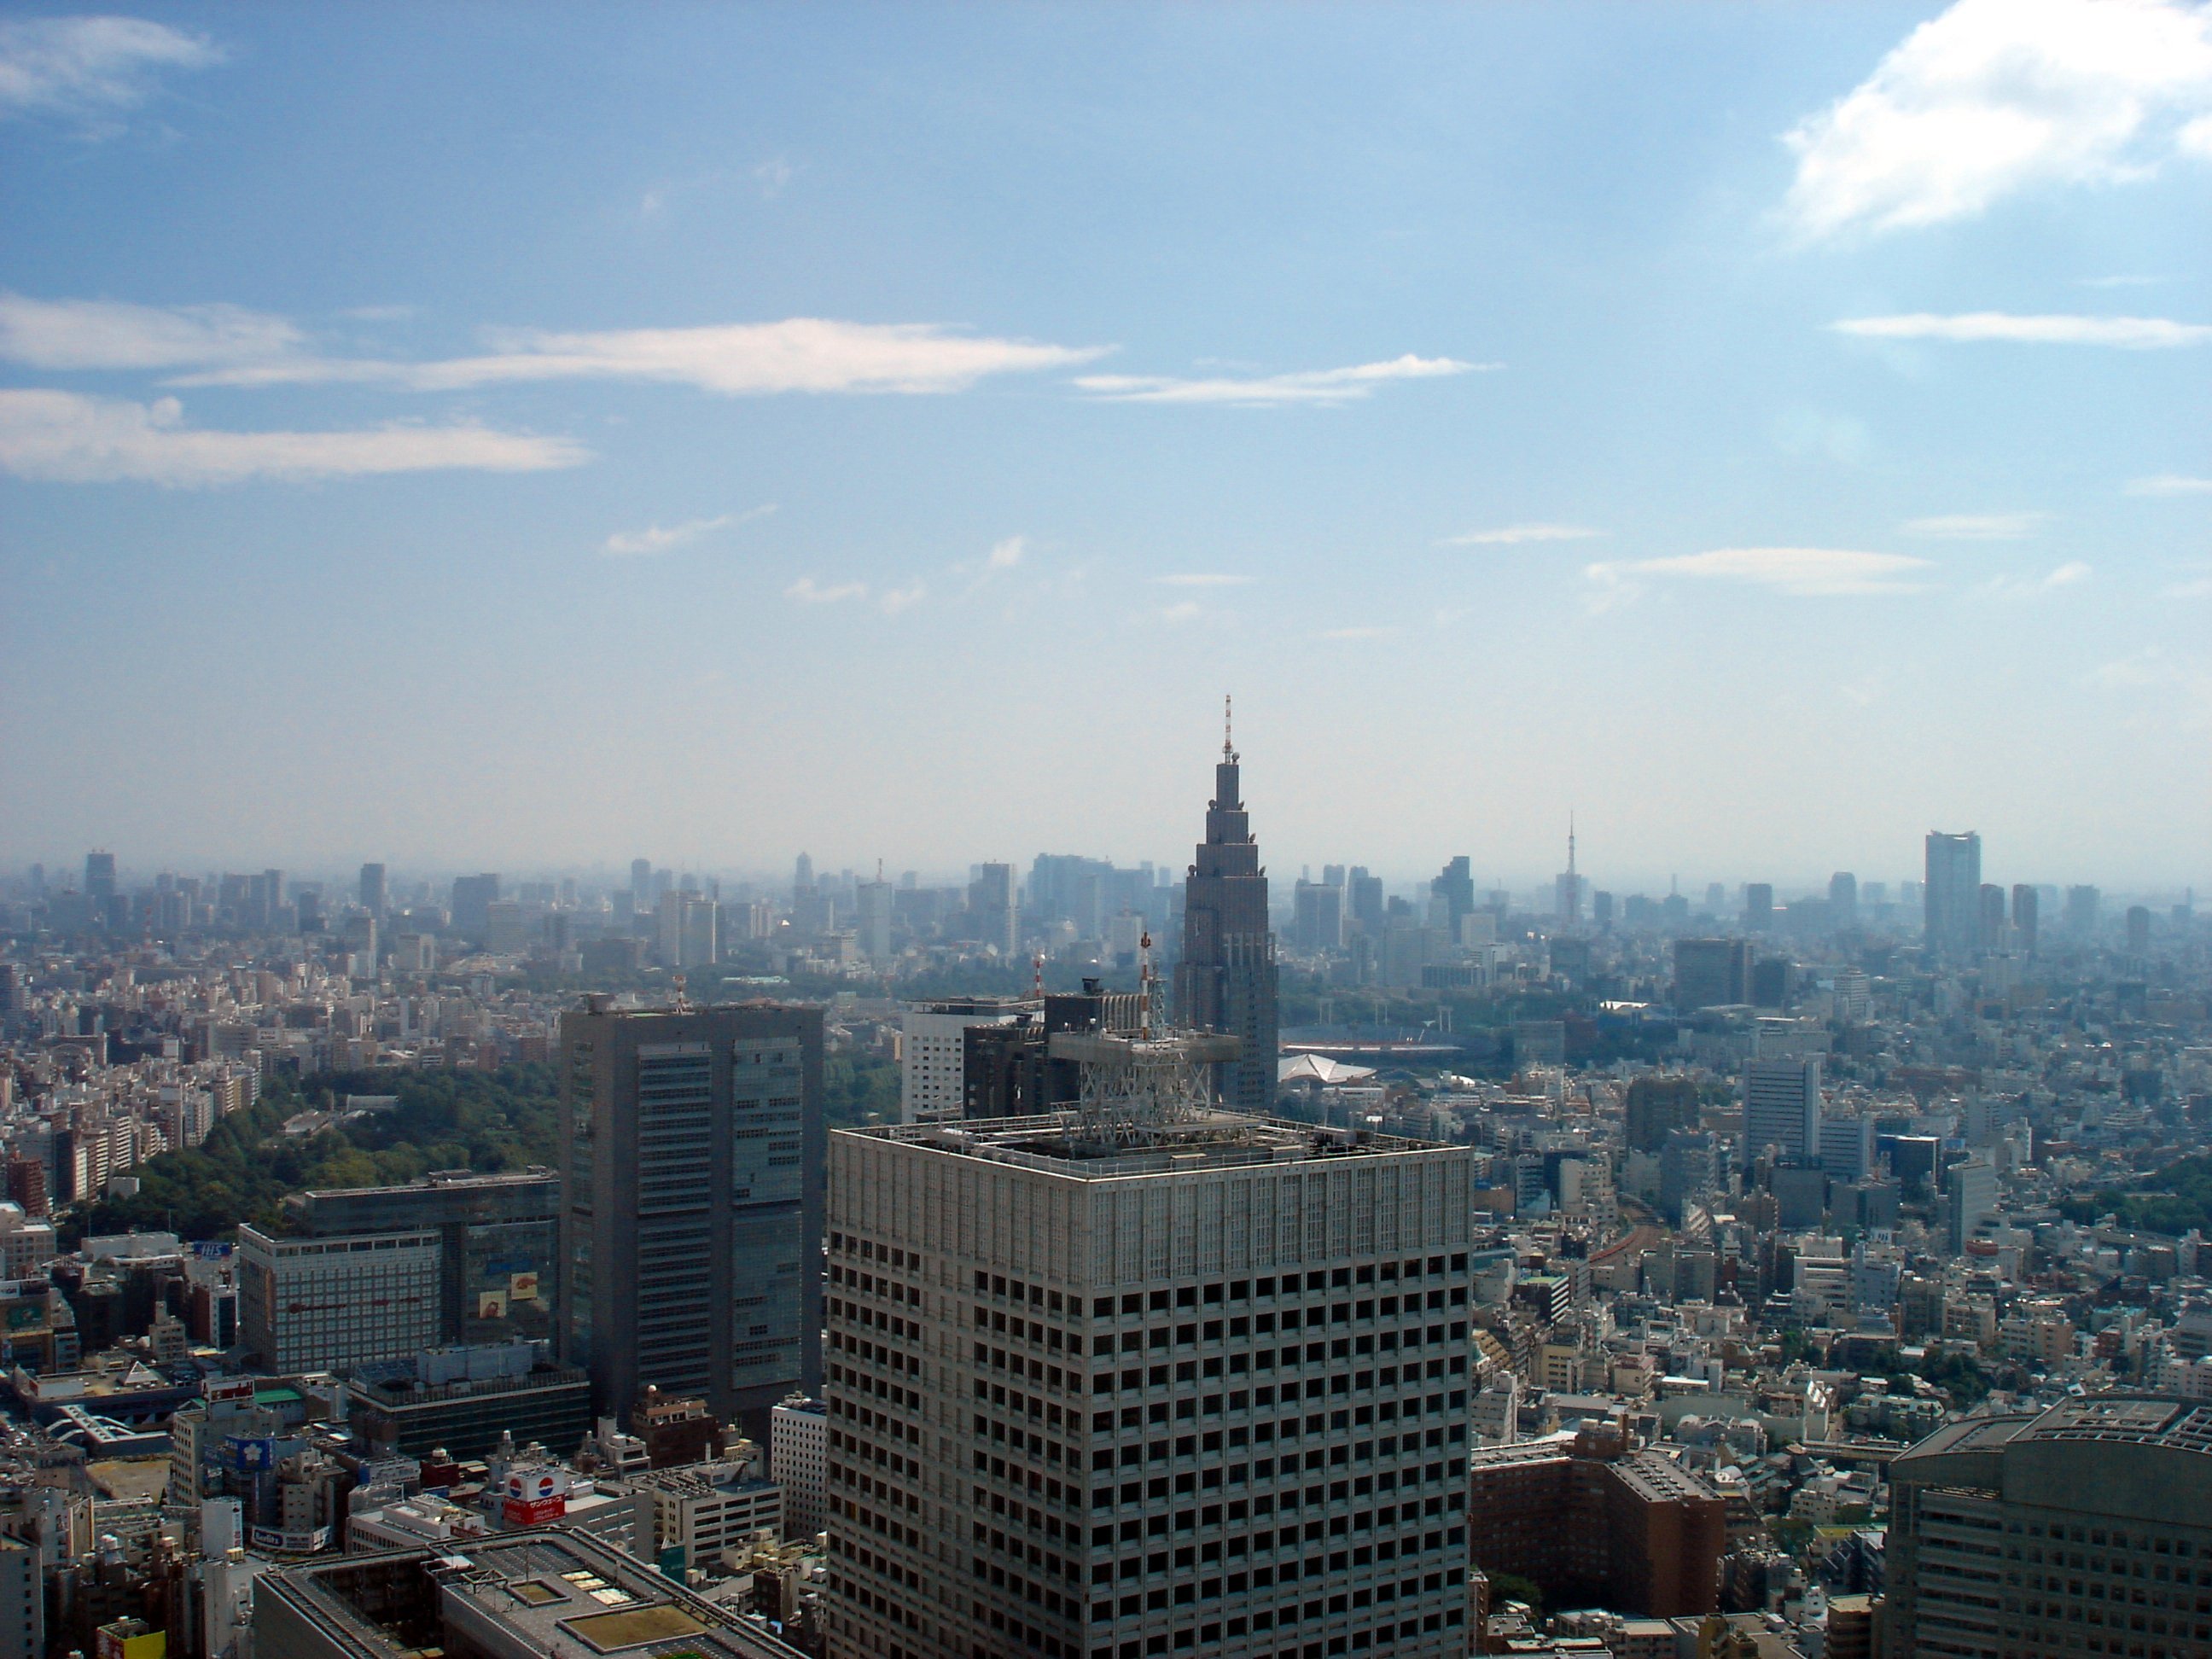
0;1534;42;1659
1817;1116;1876;1185
287;1167;560;1349
1828;871;1857;929
2011;883;2038;956
1743;1057;1821;1170
1979;883;2007;951
1465;1424;1724;1619
1625;1076;1702;1153
1945;1155;1997;1255
1346;869;1383;933
969;862;1019;957
1174;713;1280;1114
903;998;1035;1126
358;863;387;917
2127;904;2152;957
347;1342;592;1460
961;986;1146;1121
1673;939;1753;1011
237;1224;441;1372
2066;884;2101;938
1924;832;1982;959
658;889;719;969
1743;883;1773;934
450;873;501;944
560;999;824;1436
1885;1395;2212;1657
1555;829;1583;923
771;1396;828;1542
253;1529;802;1659
1291;880;1343;952
823;1023;1478;1659
856;879;893;963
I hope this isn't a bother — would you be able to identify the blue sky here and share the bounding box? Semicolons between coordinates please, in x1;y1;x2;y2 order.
1;2;2207;894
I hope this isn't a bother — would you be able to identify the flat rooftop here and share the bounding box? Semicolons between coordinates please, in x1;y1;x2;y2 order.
850;1109;1452;1180
259;1528;800;1659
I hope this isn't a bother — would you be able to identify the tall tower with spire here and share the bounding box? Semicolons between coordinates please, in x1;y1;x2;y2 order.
1555;815;1583;923
1175;697;1279;1114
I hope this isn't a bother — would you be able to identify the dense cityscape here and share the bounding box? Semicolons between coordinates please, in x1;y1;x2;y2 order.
9;3;2210;1658
0;725;2205;1659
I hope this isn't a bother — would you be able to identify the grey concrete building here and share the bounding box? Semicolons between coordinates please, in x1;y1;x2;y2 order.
823;1023;1477;1659
558;998;824;1437
1174;713;1279;1115
1886;1394;2212;1658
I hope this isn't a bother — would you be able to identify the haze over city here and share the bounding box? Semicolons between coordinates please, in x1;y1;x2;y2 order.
2;3;2207;884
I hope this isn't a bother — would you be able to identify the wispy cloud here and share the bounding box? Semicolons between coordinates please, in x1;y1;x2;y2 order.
0;389;586;485
184;317;1109;395
1319;626;1396;641
0;292;304;370
1779;0;2212;242
0;15;222;123
784;577;869;605
602;504;773;558
0;296;1110;397
1158;601;1203;625
2080;645;2212;726
1832;311;2212;348
877;580;927;615
754;157;793;198
2126;473;2212;495
1075;354;1489;407
1587;546;1932;602
1903;511;2047;540
1150;573;1254;588
987;535;1025;570
2164;573;2212;599
1974;561;2093;599
1437;521;1601;547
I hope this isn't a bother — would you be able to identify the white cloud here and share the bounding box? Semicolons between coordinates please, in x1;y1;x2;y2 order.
1587;547;1933;598
0;389;586;485
1780;0;2212;242
1074;354;1490;406
0;15;221;120
784;577;869;605
1975;560;2093;598
1832;311;2212;347
0;292;304;370
1437;522;1602;547
602;504;773;558
1158;601;1204;625
180;317;1109;395
2126;473;2212;494
2165;575;2212;598
1903;510;2047;538
754;157;793;198
877;581;927;615
987;535;1026;570
1150;573;1254;588
1319;626;1396;640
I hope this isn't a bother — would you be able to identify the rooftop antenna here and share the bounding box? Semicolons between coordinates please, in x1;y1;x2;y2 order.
1032;951;1045;1003
1568;812;1577;880
1223;694;1237;764
1138;928;1157;1039
671;973;690;1014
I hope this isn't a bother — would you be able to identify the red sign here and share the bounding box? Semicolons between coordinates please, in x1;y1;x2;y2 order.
504;1495;567;1527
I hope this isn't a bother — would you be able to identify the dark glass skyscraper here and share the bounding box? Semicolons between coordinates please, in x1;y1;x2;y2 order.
1174;709;1278;1112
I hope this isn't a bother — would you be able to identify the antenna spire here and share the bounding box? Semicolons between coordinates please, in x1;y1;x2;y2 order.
1568;812;1577;877
1223;694;1236;763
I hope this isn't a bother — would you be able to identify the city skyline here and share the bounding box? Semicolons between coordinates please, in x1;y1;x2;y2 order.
3;3;2208;882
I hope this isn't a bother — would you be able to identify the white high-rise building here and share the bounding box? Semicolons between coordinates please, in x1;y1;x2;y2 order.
825;1025;1479;1659
236;1225;439;1373
771;1395;829;1542
899;998;1035;1126
1742;1057;1822;1170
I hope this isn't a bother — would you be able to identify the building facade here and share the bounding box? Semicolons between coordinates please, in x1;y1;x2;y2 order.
1886;1395;2212;1658
824;1044;1477;1659
1924;831;1982;961
1742;1058;1821;1171
901;999;1035;1126
236;1224;440;1373
558;999;824;1435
